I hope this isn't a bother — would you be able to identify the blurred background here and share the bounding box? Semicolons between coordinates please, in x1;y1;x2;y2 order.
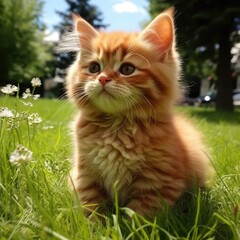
0;0;239;111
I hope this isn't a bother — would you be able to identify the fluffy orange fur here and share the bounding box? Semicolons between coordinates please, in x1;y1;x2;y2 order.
66;8;210;218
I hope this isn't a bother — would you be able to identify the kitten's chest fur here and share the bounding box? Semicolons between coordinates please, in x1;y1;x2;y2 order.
77;116;148;204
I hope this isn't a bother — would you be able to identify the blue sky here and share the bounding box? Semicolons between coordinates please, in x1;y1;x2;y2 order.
42;0;150;41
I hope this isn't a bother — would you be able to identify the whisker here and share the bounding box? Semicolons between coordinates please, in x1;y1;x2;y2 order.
127;52;151;68
129;95;149;120
107;115;128;135
137;91;157;121
109;83;154;122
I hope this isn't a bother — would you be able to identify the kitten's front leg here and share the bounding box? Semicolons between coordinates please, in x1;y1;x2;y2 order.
70;164;108;218
126;188;167;218
126;190;160;218
126;175;185;218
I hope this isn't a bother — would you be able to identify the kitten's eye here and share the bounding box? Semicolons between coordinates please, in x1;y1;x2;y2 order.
119;63;135;76
89;62;101;73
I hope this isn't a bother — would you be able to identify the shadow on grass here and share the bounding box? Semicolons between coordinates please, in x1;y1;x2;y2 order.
168;190;234;240
112;189;236;240
183;107;240;125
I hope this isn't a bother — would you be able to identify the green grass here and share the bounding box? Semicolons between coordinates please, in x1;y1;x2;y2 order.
0;96;239;240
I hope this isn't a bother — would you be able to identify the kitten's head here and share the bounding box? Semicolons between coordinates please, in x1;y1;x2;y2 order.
66;8;182;119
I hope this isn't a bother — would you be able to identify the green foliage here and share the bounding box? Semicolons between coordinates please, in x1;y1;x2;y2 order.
0;85;239;239
149;0;240;60
0;0;53;84
148;0;240;111
55;0;107;73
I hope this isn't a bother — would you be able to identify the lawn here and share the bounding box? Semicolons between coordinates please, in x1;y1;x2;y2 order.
0;94;240;240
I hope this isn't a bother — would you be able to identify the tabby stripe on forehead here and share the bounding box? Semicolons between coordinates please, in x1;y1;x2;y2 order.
100;45;128;63
120;47;128;61
102;49;111;64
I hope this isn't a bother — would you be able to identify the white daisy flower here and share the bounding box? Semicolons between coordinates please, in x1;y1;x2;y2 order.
1;84;18;95
22;88;32;99
0;107;14;118
9;145;33;165
20;111;28;119
28;113;42;125
31;78;41;87
33;94;40;100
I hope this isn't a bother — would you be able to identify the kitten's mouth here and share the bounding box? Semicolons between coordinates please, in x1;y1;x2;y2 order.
99;89;114;98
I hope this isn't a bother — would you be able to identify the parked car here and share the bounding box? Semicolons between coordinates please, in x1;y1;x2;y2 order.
194;91;217;106
233;89;240;106
195;89;240;107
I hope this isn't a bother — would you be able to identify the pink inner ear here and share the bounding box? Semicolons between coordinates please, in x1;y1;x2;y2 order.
74;17;99;50
77;20;98;38
141;14;174;54
157;17;173;50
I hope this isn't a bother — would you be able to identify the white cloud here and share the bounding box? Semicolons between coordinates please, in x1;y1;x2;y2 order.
44;30;60;42
113;0;146;14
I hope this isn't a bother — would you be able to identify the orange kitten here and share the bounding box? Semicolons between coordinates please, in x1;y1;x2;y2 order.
65;8;210;218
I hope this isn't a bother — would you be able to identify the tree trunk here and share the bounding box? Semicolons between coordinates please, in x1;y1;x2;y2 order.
216;26;233;111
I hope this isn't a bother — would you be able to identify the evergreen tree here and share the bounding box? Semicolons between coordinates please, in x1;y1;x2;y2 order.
55;0;107;73
149;0;240;111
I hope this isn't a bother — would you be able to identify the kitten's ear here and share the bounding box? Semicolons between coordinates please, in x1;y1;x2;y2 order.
139;8;175;56
72;13;99;50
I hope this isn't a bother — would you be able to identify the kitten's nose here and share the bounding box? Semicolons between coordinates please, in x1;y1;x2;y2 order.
99;76;112;86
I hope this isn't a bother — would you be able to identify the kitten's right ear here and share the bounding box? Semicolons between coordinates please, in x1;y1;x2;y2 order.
139;8;175;57
72;13;99;50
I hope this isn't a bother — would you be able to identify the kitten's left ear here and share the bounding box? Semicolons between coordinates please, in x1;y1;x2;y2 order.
139;8;175;55
72;13;99;50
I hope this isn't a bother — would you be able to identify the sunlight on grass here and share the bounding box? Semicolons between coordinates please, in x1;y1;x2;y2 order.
0;87;239;239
